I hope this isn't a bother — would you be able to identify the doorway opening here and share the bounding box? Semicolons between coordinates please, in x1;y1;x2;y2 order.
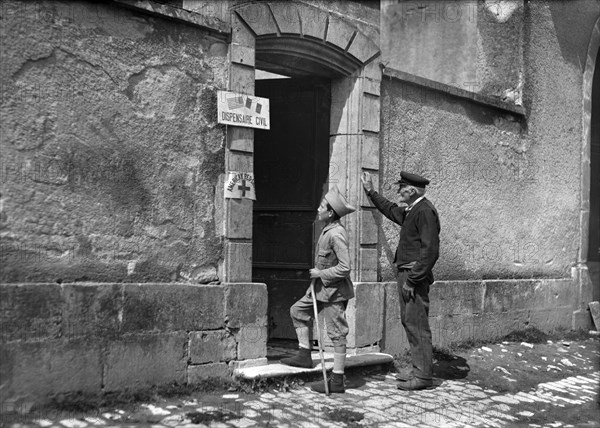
252;75;331;351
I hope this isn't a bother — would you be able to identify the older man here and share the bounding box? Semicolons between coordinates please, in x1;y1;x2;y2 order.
361;171;440;390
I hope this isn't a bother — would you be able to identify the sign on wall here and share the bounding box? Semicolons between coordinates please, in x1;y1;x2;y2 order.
225;171;256;200
217;91;270;130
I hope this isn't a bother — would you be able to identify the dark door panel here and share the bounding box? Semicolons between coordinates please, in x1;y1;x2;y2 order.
253;78;330;339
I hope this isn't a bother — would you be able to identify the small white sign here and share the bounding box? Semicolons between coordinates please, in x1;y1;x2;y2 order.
225;171;256;200
217;91;270;130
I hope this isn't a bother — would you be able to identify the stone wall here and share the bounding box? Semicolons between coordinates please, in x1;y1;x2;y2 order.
355;279;575;358
0;0;229;283
379;1;600;284
0;282;267;404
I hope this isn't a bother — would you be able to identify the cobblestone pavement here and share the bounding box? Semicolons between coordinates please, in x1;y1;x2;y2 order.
4;341;600;428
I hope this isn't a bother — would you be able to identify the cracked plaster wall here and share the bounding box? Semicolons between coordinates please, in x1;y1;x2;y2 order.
0;1;228;283
379;1;600;282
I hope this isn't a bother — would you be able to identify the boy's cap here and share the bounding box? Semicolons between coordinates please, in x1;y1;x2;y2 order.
324;186;356;217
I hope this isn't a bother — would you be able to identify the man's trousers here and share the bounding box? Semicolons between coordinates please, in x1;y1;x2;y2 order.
398;270;433;380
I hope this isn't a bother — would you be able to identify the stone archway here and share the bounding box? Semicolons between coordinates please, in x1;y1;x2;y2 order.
234;1;378;78
575;16;600;327
221;0;382;295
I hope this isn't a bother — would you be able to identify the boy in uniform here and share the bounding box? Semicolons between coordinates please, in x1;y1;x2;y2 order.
281;186;355;394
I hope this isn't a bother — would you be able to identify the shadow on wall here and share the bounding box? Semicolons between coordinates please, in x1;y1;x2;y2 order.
548;1;600;71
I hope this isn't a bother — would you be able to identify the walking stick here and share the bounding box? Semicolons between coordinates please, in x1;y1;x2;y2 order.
310;278;330;396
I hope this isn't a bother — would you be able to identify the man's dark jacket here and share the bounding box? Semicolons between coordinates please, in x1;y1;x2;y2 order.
367;190;441;287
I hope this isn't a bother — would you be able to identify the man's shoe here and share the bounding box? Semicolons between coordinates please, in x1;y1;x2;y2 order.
280;348;313;368
310;372;345;394
396;377;433;391
394;368;414;381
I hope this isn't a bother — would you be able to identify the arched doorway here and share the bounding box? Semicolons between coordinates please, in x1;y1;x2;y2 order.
224;1;381;343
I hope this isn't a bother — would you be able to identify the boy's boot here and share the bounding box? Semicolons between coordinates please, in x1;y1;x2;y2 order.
310;372;345;393
280;347;313;368
281;327;313;368
311;347;346;393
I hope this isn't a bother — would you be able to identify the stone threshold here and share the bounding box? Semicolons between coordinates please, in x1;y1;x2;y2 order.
234;352;393;380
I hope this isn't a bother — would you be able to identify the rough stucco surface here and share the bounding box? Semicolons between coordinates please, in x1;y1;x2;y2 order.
0;1;228;283
381;0;524;104
379;2;595;282
300;0;380;43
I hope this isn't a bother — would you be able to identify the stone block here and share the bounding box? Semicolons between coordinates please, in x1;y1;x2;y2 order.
227;127;253;153
361;133;379;170
236;325;267;360
231;12;255;47
121;283;225;332
362;94;380;132
223;242;252;283
572;266;594;309
229;63;254;96
298;4;327;40
230;43;254;67
429;281;484;317
182;1;230;25
326;15;356;51
190;330;236;364
0;340;102;403
430;314;486;348
0;284;62;342
472;313;527;341
328;135;353;189
225;198;253;240
363;59;382;81
319;282;383;349
104;333;187;391
353;282;384;347
224;283;267;328
348;31;380;64
188;363;230;383
381;281;409;356
61;283;121;341
226;150;253;172
360;210;378;245
269;2;301;34
330;78;360;135
229;357;268;371
573;309;594;330
483;279;574;314
235;3;277;36
359;247;378;282
530;307;572;330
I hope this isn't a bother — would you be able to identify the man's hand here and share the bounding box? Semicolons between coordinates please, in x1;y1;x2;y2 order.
401;282;415;301
309;268;322;279
361;172;374;193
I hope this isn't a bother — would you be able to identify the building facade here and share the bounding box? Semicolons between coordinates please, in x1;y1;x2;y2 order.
1;0;599;404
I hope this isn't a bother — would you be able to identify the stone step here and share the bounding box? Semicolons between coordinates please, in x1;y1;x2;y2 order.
234;352;394;380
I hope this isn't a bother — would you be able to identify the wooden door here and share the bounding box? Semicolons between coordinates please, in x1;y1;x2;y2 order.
252;78;330;339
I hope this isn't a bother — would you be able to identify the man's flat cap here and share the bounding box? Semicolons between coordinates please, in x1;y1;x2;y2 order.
396;171;430;187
